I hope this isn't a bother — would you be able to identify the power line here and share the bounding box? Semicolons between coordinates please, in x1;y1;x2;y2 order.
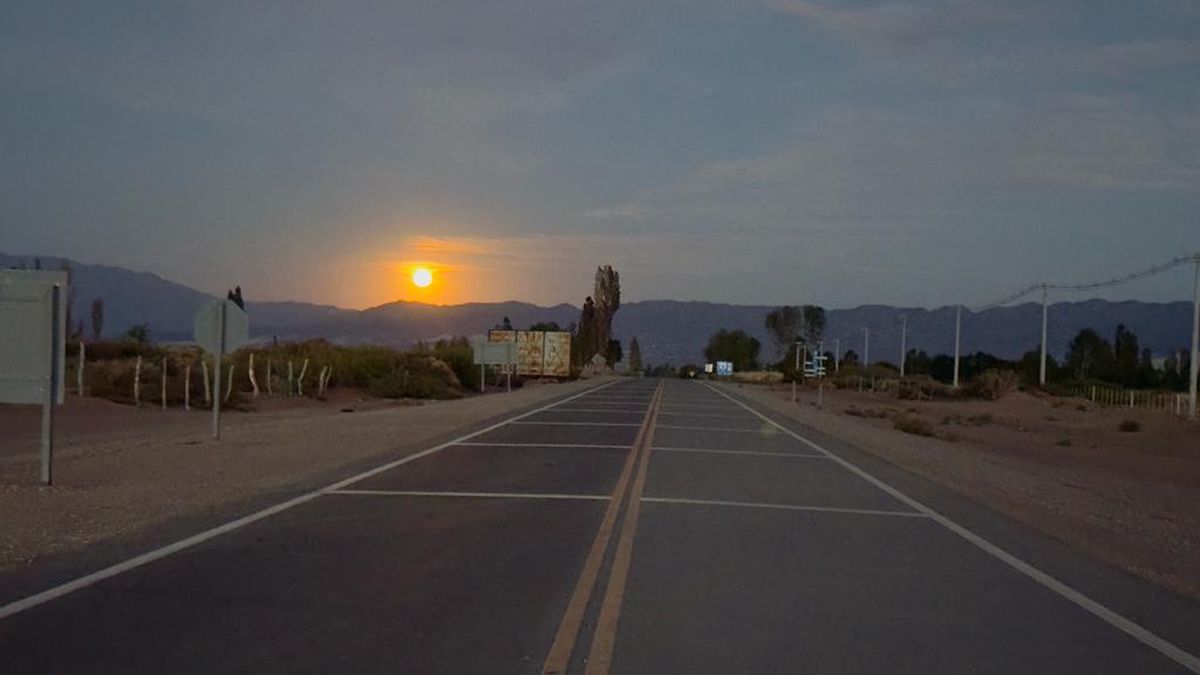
970;252;1200;312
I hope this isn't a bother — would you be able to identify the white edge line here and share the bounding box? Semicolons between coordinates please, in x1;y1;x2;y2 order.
655;424;768;433
454;442;629;449
642;496;926;518
0;380;623;622
652;447;831;459
511;421;642;427
327;489;610;501
703;382;1200;673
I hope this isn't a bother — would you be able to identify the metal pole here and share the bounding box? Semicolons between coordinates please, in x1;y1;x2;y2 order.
834;339;840;373
899;316;907;378
863;327;869;369
480;364;485;393
1189;256;1199;420
1039;284;1049;386
792;342;799;403
817;340;824;408
953;304;962;388
211;301;225;439
41;285;60;486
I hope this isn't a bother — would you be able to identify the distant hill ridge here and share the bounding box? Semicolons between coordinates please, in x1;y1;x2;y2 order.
2;254;1193;366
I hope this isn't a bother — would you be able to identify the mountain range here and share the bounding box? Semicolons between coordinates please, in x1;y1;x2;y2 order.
3;254;1194;367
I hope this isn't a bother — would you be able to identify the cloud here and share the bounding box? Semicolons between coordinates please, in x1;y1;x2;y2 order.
766;0;1020;48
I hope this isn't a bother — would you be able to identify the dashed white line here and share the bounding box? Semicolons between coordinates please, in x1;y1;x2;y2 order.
0;380;622;622
511;421;642;427
703;382;1200;674
655;424;767;433
328;490;611;501
652;446;831;459
642;497;926;518
454;442;630;449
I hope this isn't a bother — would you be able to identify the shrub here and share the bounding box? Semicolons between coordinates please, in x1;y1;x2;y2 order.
969;369;1018;400
894;414;935;437
1118;419;1142;433
1055;438;1072;447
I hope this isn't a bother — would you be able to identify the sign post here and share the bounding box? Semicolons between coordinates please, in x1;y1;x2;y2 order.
193;299;250;439
1;270;68;485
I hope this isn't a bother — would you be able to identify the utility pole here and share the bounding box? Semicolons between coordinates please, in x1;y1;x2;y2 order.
1190;255;1199;420
792;341;801;404
1039;284;1049;387
953;304;962;388
899;315;907;378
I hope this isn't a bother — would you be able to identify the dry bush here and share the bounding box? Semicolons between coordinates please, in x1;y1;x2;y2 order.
968;369;1019;400
1118;419;1142;433
845;406;889;419
894;414;935;437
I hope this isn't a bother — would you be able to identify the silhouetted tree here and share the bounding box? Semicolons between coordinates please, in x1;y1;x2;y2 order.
627;337;643;373
606;339;622;368
1065;329;1116;381
125;324;151;343
576;297;597;365
90;298;105;340
528;321;561;331
593;265;621;358
704;329;761;372
800;305;826;346
764;306;802;360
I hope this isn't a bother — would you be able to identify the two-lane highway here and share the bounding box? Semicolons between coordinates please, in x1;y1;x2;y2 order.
1;378;1198;674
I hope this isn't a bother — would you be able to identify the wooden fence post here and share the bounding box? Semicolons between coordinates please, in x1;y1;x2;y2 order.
225;364;234;402
134;355;142;407
287;361;294;397
77;341;85;397
248;353;260;398
161;356;168;410
297;359;309;397
184;360;192;411
265;357;273;397
201;359;211;404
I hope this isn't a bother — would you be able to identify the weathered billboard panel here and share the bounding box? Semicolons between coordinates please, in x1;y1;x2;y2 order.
487;329;571;377
543;331;571;377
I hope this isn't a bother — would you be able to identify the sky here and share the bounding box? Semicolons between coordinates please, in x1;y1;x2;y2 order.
2;0;1199;310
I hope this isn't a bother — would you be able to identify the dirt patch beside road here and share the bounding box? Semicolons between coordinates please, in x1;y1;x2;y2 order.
729;383;1200;601
0;378;614;571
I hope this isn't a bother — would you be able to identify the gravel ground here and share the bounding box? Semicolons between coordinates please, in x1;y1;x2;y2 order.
730;382;1200;601
0;378;614;570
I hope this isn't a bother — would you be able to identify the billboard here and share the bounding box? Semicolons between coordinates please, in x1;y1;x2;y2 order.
0;270;68;405
488;330;572;377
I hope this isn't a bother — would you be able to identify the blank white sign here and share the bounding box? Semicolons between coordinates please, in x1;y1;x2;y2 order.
0;270;67;404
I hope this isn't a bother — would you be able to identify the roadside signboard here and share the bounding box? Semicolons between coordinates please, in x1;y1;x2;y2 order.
487;329;572;377
704;363;714;374
193;299;249;356
193;299;250;440
716;361;733;376
0;269;68;484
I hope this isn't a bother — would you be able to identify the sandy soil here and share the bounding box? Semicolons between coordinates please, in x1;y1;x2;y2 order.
731;383;1200;600
0;378;613;571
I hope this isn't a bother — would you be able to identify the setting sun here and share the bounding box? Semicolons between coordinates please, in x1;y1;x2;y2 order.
412;267;433;288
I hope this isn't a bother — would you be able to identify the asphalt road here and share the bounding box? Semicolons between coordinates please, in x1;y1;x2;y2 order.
1;379;1198;674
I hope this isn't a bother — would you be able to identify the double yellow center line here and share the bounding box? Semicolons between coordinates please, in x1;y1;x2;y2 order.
541;381;664;675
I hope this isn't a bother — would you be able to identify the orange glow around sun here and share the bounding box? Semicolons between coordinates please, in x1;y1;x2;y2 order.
412;267;433;288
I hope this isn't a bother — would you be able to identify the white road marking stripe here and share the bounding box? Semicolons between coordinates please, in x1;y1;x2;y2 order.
454;442;629;449
652;447;831;459
328;490;611;501
658;412;756;420
642;497;925;518
658;404;739;410
537;408;646;414
511;421;642;427
703;382;1200;674
655;424;767;433
0;380;621;622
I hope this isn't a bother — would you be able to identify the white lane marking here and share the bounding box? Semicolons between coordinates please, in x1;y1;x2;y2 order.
652;447;831;460
658;404;741;411
642;497;926;518
0;380;621;622
658;412;757;420
655;424;767;433
511;421;642;427
703;383;1200;674
537;408;647;414
328;490;611;501
454;442;629;449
